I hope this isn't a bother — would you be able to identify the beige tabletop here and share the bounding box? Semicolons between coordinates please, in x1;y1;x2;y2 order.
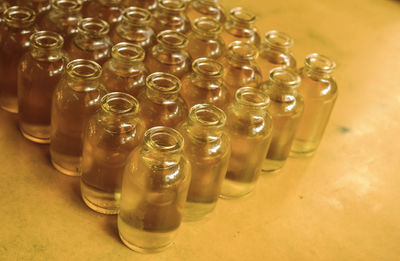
1;0;400;260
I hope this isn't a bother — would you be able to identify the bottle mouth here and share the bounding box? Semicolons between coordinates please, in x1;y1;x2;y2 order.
144;126;184;152
158;0;186;12
269;67;301;89
193;17;221;37
146;72;181;94
305;53;336;74
235;87;270;109
4;6;36;28
78;17;110;37
112;42;145;62
122;6;152;25
189;104;226;128
192;57;224;78
67;59;102;80
52;0;82;13
101;92;139;114
30;31;64;49
227;41;258;61
156;30;188;49
229;7;256;25
264;30;293;50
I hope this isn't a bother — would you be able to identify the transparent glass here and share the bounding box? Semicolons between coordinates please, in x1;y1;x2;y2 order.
138;72;188;129
180;57;230;111
151;0;190;34
0;6;36;113
258;30;297;82
102;42;148;98
118;126;191;253
261;68;304;172
221;7;260;47
145;30;191;79
220;41;262;99
186;0;225;24
291;53;338;156
83;0;123;31
67;17;112;65
18;31;67;143
110;7;155;52
178;104;230;221
121;0;157;12
187;17;225;60
81;92;144;214
50;59;104;176
222;87;272;198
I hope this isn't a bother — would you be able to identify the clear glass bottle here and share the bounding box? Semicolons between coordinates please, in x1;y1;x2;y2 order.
18;31;67;144
187;17;225;60
102;42;148;98
151;0;190;34
179;104;230;221
220;40;262;99
83;0;123;31
186;0;225;24
261;67;303;172
67;17;112;66
121;0;157;12
222;7;260;48
0;6;36;113
110;7;155;52
258;30;297;82
222;87;272;198
145;30;191;79
138;72;188;129
180;57;230;111
81;92;144;214
291;53;337;156
118;126;191;253
25;0;51;24
50;59;104;176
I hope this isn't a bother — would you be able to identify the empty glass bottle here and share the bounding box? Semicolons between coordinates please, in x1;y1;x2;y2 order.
179;104;230;221
83;0;123;31
50;59;104;176
186;0;225;24
102;42;148;98
258;30;297;82
67;17;112;66
138;72;188;129
118;126;191;253
18;31;67;143
151;0;190;34
81;92;144;214
261;67;303;172
222;87;272;198
0;6;36;113
24;0;51;24
187;17;225;60
145;30;191;79
291;53;337;156
180;57;230;111
121;0;157;12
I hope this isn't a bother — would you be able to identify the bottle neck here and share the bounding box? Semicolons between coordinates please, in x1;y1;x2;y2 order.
145;72;181;104
227;7;256;30
66;60;103;91
192;17;221;40
232;87;269;117
120;7;152;30
263;67;301;102
30;31;64;61
191;57;224;89
303;53;336;80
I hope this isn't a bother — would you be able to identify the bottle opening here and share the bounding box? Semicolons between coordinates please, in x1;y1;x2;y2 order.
31;31;64;49
123;6;152;24
305;53;336;74
229;7;256;24
67;59;102;79
112;42;145;62
157;30;188;49
52;0;82;12
192;58;224;78
145;126;184;152
159;0;186;12
78;18;110;36
269;67;301;88
101;92;139;114
264;30;293;50
235;87;270;108
193;17;221;35
146;72;181;93
4;6;36;27
228;41;258;61
190;104;226;127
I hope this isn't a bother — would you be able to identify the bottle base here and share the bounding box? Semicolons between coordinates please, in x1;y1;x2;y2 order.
1;105;17;114
220;179;256;199
51;157;81;176
80;181;119;215
20;127;50;144
289;150;316;158
183;201;216;222
290;140;318;158
261;158;285;173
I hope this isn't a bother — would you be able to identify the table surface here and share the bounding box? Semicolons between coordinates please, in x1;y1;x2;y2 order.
1;0;400;260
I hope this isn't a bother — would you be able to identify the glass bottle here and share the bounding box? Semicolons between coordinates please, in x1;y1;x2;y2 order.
151;0;190;35
186;0;225;24
24;0;51;24
18;31;67;144
110;7;155;52
220;40;262;99
102;42;148;98
291;53;337;156
83;0;122;31
81;92;144;214
221;87;272;198
145;30;191;79
118;126;191;253
50;59;104;176
187;17;225;60
67;17;112;66
121;0;157;12
180;57;230;111
261;67;303;172
0;6;36;113
138;72;188;129
258;30;297;82
179;104;230;221
222;7;260;48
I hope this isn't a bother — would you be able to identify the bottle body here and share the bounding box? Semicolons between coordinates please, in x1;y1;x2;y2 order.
151;0;190;34
186;0;225;24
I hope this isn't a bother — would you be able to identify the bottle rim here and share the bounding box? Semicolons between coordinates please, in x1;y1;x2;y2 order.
146;72;181;94
264;30;293;50
189;103;226;128
66;59;103;80
227;41;258;61
305;53;336;74
192;57;224;78
193;17;222;37
112;42;145;62
30;31;64;50
235;87;270;109
122;6;152;25
268;67;301;89
144;126;184;152
158;0;186;13
52;0;82;13
78;17;110;37
229;7;256;25
101;92;139;115
156;30;188;49
4;6;36;28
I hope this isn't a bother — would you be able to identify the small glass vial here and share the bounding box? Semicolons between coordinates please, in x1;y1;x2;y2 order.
50;59;104;176
187;17;225;60
258;30;297;82
118;126;191;253
261;67;303;172
67;17;112;66
18;31;67;143
151;0;190;34
222;87;272;198
186;0;225;24
121;0;157;12
25;0;51;24
221;41;262;99
145;30;191;79
180;57;230;111
83;0;123;31
291;53;338;156
81;92;144;214
102;42;148;98
179;104;230;221
0;6;36;113
138;72;188;129
222;7;260;47
110;7;155;52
